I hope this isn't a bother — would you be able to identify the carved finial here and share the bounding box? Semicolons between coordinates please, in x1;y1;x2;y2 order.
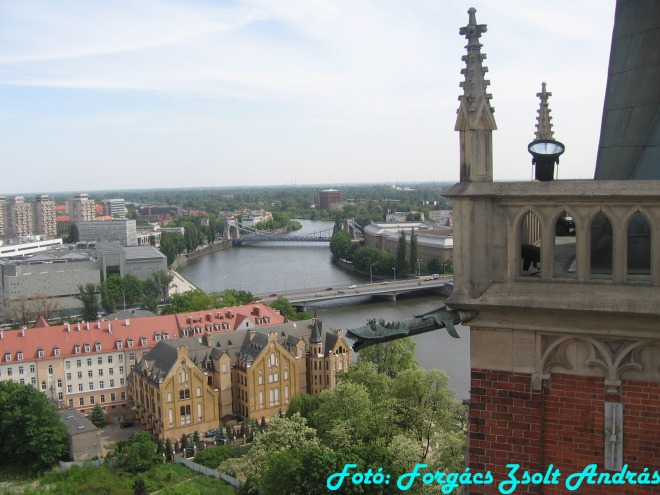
456;7;496;132
535;82;554;140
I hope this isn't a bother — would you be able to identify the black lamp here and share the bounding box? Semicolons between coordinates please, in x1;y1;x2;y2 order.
528;139;565;181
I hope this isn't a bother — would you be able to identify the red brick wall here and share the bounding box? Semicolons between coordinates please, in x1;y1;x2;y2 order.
469;369;660;495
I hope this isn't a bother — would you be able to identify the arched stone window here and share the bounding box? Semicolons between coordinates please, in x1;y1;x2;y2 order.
627;212;651;281
590;212;613;279
519;211;541;276
554;211;577;278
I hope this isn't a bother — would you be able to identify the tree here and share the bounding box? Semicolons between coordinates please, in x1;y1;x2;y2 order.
65;222;79;244
269;296;310;321
410;228;419;276
427;256;443;274
112;430;161;473
133;478;147;495
0;381;68;473
75;283;99;321
329;231;352;260
396;230;409;277
312;382;374;441
122;275;144;306
357;337;418;377
391;369;455;459
151;270;174;302
352;246;384;276
99;282;116;314
165;438;173;461
90;404;106;428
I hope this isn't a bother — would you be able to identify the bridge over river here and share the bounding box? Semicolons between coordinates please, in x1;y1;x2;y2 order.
257;276;453;309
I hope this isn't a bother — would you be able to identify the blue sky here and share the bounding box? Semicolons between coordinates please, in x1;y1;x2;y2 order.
0;1;615;194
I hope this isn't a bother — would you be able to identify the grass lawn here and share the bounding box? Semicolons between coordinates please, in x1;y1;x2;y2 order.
0;463;236;495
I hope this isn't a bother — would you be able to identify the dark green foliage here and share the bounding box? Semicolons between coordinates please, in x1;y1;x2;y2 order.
75;283;99;321
396;230;409;277
268;296;310;321
0;381;68;473
409;228;419;276
286;393;320;420
159;232;186;266
112;431;161;474
65;222;79;244
329;231;352;260
193;444;233;468
165;438;173;461
89;404;106;428
133;477;147;495
357;337;418;377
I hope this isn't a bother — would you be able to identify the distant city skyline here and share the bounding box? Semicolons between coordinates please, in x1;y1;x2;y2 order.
1;1;614;195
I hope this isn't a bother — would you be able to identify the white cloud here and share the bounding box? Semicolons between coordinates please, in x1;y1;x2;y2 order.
0;1;616;192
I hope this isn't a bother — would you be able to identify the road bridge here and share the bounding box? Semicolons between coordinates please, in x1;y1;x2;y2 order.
257;276;453;309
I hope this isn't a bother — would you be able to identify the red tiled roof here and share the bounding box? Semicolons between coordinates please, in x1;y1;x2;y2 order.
33;315;50;328
56;215;71;223
0;303;284;363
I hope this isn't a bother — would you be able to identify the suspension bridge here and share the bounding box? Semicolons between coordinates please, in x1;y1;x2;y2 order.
225;221;334;245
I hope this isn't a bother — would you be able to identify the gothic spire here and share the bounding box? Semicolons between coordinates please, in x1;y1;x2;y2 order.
455;7;496;132
534;82;554;140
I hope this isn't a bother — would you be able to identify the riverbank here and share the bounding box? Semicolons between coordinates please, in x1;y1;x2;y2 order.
170;240;233;271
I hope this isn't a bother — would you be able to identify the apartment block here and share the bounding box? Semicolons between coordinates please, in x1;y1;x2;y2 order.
32;195;57;237
0;303;286;423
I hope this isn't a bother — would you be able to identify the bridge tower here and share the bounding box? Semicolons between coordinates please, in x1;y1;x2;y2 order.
222;217;240;241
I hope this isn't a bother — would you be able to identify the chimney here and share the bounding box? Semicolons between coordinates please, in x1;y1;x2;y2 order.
76;323;81;331
125;319;130;327
96;321;101;329
86;322;90;331
206;313;212;322
66;323;71;333
0;329;3;339
108;322;113;334
20;327;25;337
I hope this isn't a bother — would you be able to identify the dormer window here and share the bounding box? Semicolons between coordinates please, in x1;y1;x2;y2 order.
74;345;81;354
17;352;23;361
154;333;161;342
140;338;147;347
95;343;101;352
116;340;123;349
84;344;90;353
37;349;45;358
54;347;60;356
127;339;133;348
162;332;169;340
4;353;10;362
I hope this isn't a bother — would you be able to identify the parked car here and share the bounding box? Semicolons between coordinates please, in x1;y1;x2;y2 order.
120;421;135;429
205;429;219;438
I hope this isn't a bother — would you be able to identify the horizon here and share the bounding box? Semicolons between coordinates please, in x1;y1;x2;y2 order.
1;1;615;194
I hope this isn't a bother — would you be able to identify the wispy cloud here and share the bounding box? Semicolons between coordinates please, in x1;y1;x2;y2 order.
0;1;616;192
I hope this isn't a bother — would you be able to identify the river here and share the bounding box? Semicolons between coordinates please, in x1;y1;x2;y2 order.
179;219;470;399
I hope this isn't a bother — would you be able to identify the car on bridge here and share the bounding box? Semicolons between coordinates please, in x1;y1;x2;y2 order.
348;285;357;289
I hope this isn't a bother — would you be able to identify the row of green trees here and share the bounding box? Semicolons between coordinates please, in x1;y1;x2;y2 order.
159;288;258;314
330;229;451;278
216;339;466;495
75;271;174;320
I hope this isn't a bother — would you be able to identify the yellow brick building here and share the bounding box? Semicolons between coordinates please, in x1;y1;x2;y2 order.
129;315;351;440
